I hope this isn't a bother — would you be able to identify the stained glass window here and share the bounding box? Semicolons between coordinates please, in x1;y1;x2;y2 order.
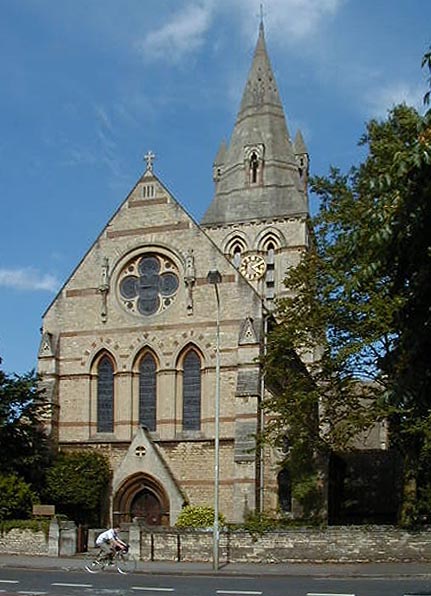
97;356;114;432
118;253;179;316
139;353;157;431
182;350;201;431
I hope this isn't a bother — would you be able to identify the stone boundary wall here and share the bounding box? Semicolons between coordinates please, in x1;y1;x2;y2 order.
0;528;49;555
3;524;431;562
138;526;431;563
0;520;76;557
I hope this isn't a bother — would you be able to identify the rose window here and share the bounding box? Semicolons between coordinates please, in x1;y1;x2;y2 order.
118;253;179;316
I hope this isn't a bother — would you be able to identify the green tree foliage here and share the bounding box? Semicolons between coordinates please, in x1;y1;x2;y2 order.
45;450;111;525
264;93;431;525
0;474;38;520
0;359;53;494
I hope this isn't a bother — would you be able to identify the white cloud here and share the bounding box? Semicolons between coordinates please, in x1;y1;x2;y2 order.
364;81;424;118
228;0;344;44
272;0;343;41
0;268;60;292
95;105;114;134
136;3;213;63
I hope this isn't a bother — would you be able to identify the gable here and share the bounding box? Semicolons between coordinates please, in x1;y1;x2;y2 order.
41;168;263;348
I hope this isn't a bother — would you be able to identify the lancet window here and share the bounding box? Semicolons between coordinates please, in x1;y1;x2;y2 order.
97;355;114;433
265;242;276;303
139;353;157;431
182;349;201;431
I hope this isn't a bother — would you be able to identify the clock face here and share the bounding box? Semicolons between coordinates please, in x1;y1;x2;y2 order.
239;254;267;281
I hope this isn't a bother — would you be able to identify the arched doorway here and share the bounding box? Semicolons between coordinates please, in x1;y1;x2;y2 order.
130;488;162;526
113;473;170;527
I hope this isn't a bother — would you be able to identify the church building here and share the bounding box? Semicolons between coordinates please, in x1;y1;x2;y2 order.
38;23;311;526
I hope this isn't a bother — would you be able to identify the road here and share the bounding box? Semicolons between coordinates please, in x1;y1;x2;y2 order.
0;567;431;596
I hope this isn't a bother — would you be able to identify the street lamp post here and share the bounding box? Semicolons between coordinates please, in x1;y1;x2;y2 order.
207;269;222;571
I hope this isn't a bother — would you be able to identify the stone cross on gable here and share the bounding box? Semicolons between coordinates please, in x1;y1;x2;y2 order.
144;150;155;172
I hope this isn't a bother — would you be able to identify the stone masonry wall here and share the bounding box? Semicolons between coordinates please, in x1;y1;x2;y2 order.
0;528;48;555
3;524;431;562
139;526;431;563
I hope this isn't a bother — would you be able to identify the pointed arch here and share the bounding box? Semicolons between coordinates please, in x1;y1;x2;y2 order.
113;472;170;526
93;351;116;433
223;234;248;267
177;345;203;431
244;143;265;186
256;230;284;305
256;228;284;252
138;351;158;431
250;151;259;183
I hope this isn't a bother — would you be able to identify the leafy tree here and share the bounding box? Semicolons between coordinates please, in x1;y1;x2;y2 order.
0;474;38;520
45;450;111;525
0;359;53;494
264;90;431;524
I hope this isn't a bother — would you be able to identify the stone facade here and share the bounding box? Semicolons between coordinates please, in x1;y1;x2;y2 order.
38;22;370;527
37;23;307;527
39;173;263;524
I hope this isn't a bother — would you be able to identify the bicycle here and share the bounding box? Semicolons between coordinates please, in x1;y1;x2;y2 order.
84;544;137;574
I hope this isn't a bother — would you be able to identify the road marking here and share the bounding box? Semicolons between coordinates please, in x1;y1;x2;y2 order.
52;583;92;588
216;592;263;595
131;589;175;593
307;593;356;596
17;592;47;595
0;581;19;584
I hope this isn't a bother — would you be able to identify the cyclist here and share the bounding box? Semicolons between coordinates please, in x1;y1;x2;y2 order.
95;526;127;561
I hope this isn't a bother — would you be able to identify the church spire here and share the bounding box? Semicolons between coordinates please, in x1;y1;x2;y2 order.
201;24;308;227
237;16;283;118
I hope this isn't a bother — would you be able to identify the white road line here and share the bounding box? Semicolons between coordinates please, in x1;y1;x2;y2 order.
131;588;175;593
52;583;92;587
0;580;19;584
216;591;263;595
17;592;47;595
307;593;355;596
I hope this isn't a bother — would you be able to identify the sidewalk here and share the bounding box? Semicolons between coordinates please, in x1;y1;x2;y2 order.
0;553;430;578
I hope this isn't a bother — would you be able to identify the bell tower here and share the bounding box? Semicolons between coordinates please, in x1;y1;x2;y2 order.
201;22;310;309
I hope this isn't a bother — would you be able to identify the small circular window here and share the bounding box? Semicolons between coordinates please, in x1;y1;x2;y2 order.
118;253;179;316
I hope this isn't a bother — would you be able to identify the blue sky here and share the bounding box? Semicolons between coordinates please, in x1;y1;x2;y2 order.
0;0;430;375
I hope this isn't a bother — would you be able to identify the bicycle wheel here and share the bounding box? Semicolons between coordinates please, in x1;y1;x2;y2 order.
116;552;137;574
84;551;105;573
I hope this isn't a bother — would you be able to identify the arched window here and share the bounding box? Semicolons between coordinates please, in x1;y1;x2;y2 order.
225;236;247;267
265;242;275;303
97;356;114;432
139;353;157;431
182;350;201;431
250;151;259;184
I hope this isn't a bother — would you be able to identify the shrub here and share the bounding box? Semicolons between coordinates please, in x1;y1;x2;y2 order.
175;505;225;529
242;511;279;535
0;474;38;520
